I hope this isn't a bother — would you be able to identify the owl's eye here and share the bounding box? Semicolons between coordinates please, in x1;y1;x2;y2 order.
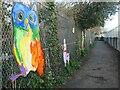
29;14;34;23
17;12;24;21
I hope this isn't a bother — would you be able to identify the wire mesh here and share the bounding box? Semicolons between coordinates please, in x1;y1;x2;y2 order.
0;1;96;88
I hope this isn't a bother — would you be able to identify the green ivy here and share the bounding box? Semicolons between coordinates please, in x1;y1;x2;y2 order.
75;28;81;59
81;50;87;57
45;2;62;78
90;40;95;49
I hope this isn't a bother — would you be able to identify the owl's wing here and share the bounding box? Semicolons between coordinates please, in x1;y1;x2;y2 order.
31;27;45;77
36;40;45;77
13;41;23;66
30;39;45;77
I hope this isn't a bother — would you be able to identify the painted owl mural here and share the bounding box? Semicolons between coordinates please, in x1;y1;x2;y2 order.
9;2;45;82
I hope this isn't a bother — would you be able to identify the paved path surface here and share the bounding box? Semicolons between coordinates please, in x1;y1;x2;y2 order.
61;41;119;88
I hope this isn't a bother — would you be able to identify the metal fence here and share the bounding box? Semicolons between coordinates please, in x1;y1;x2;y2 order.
104;25;120;51
0;1;96;88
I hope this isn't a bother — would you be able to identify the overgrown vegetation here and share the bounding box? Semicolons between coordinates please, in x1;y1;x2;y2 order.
40;2;82;87
2;1;118;89
73;2;118;31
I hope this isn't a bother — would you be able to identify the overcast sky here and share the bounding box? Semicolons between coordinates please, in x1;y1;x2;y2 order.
104;12;119;31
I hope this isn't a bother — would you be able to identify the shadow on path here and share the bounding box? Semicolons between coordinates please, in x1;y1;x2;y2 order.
60;41;119;88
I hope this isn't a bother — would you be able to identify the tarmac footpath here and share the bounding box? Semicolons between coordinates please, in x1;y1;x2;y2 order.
60;41;119;88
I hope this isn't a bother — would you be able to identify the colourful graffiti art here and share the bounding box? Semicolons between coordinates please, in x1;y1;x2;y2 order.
9;2;45;82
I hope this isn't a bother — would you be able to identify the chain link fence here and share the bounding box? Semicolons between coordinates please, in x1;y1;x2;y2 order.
0;1;96;88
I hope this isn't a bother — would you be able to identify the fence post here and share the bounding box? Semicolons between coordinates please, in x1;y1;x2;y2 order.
0;23;2;90
0;5;2;89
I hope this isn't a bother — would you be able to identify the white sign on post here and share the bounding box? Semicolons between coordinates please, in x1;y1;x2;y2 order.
63;39;70;67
